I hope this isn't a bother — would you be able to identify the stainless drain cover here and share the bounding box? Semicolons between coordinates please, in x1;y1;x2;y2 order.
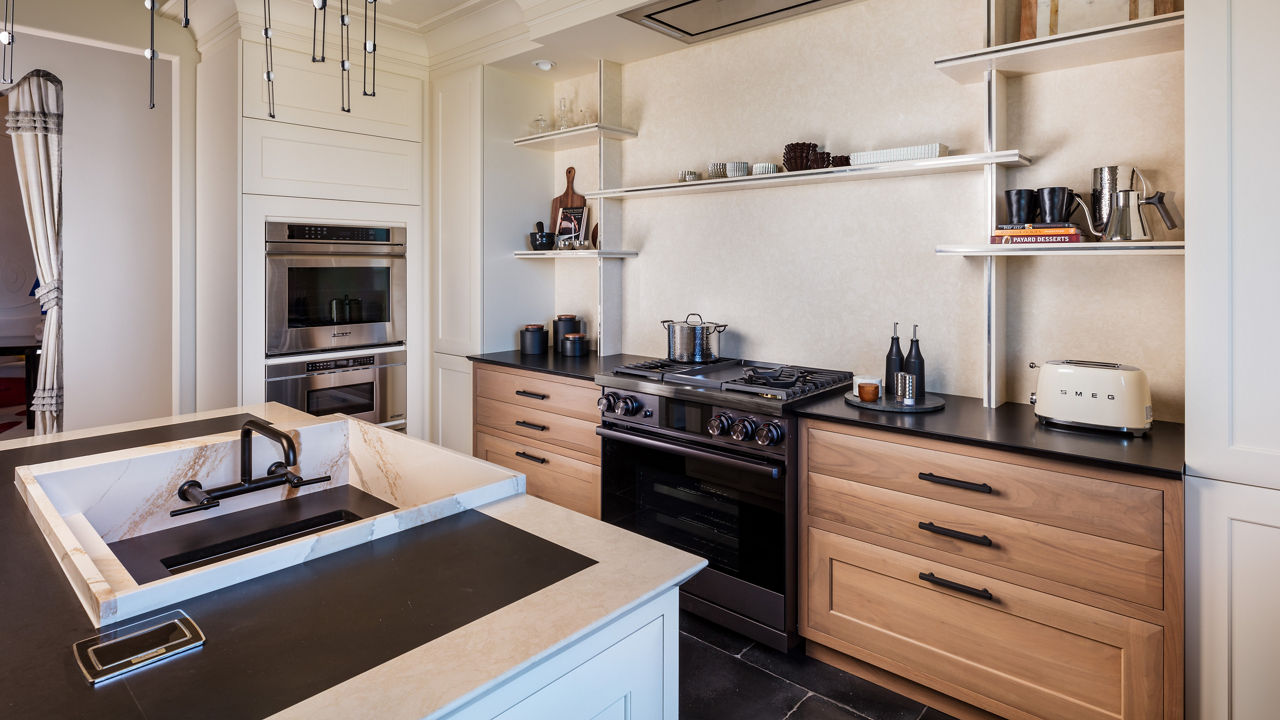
73;610;204;685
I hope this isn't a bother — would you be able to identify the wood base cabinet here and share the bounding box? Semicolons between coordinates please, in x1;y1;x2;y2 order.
800;420;1183;720
472;363;602;518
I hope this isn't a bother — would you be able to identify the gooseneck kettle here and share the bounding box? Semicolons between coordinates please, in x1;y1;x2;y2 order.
1079;166;1181;242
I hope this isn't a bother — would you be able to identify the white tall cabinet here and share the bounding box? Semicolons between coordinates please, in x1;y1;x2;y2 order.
429;65;555;453
1184;0;1280;717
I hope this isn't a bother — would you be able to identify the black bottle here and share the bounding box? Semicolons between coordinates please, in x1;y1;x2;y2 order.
885;322;904;393
903;324;925;400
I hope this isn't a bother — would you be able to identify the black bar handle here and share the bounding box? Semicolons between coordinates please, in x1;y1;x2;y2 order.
515;451;547;464
515;390;548;400
918;521;993;547
919;572;995;601
515;420;549;432
919;472;992;494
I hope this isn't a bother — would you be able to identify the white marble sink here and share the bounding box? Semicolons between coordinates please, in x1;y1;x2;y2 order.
14;417;524;627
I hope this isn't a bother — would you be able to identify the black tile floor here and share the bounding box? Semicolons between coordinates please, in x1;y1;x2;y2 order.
680;612;961;720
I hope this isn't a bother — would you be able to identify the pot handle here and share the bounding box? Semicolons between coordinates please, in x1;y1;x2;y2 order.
660;319;674;329
712;323;728;334
685;313;704;325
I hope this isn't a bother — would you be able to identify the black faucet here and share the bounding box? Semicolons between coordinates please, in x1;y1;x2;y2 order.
170;420;331;517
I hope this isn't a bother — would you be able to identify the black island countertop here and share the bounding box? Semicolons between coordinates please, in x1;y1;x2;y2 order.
794;392;1185;480
467;350;658;382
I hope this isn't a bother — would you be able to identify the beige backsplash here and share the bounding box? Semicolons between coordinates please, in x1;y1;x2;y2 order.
545;0;1185;420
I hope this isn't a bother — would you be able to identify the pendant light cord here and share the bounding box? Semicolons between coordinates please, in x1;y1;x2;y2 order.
339;0;351;112
1;0;14;85
362;0;376;97
146;0;156;109
263;0;275;118
182;0;189;28
311;0;326;62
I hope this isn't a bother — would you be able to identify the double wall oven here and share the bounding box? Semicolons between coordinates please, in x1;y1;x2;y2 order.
265;222;408;428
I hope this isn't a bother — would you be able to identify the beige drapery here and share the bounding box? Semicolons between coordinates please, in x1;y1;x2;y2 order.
3;70;62;434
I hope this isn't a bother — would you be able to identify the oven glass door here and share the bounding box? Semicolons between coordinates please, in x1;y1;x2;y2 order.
266;255;406;355
600;429;786;594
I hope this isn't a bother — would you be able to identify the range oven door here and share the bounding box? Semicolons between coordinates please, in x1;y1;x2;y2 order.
598;425;790;640
266;253;407;356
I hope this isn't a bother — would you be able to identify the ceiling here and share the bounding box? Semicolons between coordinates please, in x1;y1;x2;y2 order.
374;0;501;31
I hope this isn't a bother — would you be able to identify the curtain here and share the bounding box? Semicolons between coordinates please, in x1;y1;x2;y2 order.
3;71;62;434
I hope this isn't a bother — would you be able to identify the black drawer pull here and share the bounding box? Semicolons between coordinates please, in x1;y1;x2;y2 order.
918;521;993;547
515;451;547;464
919;472;992;494
919;572;994;601
515;420;548;432
515;390;548;400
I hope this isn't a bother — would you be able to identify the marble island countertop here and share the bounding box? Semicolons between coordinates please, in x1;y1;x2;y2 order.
0;404;705;719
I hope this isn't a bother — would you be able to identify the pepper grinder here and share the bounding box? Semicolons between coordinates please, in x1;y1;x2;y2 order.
885;322;904;393
903;324;926;400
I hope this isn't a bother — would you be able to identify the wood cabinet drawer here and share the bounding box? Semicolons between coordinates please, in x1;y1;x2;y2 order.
805;423;1164;549
808;472;1163;607
806;527;1163;720
475;432;600;518
475;397;601;458
475;366;601;423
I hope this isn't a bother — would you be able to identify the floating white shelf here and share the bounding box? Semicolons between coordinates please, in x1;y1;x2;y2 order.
935;13;1184;84
936;241;1185;257
514;250;639;259
512;123;638;151
583;151;1031;200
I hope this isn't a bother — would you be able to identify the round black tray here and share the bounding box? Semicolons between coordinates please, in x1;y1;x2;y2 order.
844;392;947;413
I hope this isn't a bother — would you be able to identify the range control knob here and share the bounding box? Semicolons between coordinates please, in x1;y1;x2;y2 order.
706;413;734;436
754;421;785;447
613;395;642;417
597;393;619;413
729;418;758;442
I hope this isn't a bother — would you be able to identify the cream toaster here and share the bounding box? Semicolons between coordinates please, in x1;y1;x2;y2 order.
1029;360;1153;436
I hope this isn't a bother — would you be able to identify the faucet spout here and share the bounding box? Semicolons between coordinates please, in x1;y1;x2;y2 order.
241;419;297;484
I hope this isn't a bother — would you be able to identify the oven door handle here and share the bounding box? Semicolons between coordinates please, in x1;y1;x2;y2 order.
595;426;781;479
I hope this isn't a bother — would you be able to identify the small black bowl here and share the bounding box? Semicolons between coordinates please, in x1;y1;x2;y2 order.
529;232;556;251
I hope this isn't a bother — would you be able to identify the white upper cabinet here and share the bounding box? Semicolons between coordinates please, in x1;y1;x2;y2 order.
1185;0;1280;487
242;41;423;143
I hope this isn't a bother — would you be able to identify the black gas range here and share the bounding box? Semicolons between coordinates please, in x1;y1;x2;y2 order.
594;358;852;651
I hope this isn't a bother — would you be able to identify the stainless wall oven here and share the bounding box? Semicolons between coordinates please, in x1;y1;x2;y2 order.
266;222;407;356
265;347;406;429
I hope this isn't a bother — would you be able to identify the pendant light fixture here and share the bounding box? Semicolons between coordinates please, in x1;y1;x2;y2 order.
1;0;14;84
144;0;157;109
263;0;276;118
362;0;377;97
339;0;351;112
311;0;327;63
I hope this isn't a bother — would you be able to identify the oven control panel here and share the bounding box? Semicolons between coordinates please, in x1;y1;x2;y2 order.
598;387;792;456
598;389;661;427
707;409;789;449
305;355;376;373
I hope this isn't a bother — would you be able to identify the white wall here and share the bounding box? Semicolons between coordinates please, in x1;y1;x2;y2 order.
6;36;176;430
0;94;41;339
603;0;1186;419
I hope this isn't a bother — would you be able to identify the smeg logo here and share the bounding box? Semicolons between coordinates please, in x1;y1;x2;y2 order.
332;331;352;338
1060;389;1116;400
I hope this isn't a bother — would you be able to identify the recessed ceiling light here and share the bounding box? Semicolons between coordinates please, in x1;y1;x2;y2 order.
532;59;556;72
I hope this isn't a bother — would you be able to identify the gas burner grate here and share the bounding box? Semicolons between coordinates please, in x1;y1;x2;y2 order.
723;366;853;401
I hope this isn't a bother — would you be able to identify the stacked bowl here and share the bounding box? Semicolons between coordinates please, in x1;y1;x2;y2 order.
783;142;817;172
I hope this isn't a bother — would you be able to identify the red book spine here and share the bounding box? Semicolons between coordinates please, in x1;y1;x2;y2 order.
989;234;1087;245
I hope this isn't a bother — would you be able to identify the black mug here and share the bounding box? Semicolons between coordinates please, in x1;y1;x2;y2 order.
1004;189;1040;225
1037;186;1082;224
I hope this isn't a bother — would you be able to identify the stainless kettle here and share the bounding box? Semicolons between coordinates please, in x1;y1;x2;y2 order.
1080;166;1181;242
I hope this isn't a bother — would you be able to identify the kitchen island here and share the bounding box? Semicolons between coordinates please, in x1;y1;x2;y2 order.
0;403;704;719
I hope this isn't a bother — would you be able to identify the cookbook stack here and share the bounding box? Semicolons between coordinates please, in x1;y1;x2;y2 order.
989;223;1090;244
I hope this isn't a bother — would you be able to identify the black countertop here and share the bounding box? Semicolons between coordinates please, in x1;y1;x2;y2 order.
793;392;1184;480
0;413;594;719
468;350;659;382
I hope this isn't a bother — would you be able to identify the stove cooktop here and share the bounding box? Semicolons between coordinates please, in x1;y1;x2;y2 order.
603;358;853;407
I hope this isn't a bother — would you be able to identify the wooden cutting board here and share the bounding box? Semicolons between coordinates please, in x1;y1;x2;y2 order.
551;167;585;230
